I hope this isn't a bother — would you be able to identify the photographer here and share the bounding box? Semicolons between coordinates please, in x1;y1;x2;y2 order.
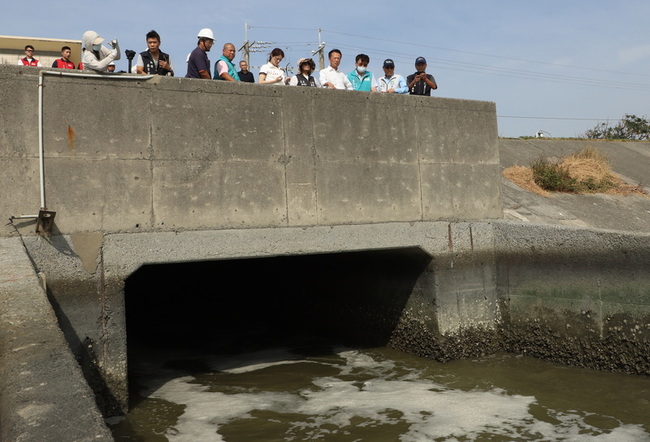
407;57;437;96
82;30;121;72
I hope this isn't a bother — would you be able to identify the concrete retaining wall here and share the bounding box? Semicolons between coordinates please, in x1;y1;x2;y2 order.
494;221;650;373
0;64;501;235
0;237;112;442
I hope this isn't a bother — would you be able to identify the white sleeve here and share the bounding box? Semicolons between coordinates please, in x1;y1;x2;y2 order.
318;69;328;87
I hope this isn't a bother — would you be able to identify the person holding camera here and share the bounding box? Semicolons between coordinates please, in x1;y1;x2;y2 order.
407;57;437;96
136;30;173;76
82;30;121;72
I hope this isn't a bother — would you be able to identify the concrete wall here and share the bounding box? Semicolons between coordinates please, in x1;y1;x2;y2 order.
494;221;650;374
0;237;112;442
0;64;501;235
17;220;499;416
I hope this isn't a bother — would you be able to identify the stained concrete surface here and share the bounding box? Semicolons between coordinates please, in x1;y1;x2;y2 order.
0;233;112;441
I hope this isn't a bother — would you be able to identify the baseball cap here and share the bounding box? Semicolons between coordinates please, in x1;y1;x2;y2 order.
383;59;395;68
415;57;427;64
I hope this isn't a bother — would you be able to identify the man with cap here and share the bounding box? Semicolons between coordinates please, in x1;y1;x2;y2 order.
407;57;437;96
82;30;121;72
289;58;320;87
376;59;408;94
186;28;214;79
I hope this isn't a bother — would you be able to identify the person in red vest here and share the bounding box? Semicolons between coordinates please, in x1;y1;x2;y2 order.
18;45;42;67
51;46;76;69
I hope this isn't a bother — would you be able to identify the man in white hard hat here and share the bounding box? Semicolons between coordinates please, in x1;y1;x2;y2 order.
186;28;214;79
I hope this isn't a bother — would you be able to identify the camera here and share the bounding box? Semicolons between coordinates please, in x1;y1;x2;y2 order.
125;50;136;61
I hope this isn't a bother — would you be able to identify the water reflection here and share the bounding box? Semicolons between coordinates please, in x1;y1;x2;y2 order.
108;346;650;441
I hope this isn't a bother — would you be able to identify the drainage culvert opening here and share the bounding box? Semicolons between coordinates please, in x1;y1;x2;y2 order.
125;247;433;352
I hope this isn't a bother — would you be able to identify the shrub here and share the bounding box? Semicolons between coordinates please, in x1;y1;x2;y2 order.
530;158;578;192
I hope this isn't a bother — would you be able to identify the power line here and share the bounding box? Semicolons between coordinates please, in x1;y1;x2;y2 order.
323;29;650;79
498;115;611;121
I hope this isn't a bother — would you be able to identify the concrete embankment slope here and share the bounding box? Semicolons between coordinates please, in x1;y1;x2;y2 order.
0;235;112;441
500;138;650;232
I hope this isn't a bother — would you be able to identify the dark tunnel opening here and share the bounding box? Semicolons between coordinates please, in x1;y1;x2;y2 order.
125;247;433;354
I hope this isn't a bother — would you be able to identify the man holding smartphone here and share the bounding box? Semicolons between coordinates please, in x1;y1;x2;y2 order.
407;57;437;96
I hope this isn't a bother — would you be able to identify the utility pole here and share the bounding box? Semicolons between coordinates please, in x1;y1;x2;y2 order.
311;28;326;70
238;23;272;68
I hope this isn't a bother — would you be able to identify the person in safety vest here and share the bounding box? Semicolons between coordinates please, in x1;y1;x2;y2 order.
289;58;320;87
214;43;239;81
51;46;75;69
18;45;41;67
347;54;377;92
136;30;174;76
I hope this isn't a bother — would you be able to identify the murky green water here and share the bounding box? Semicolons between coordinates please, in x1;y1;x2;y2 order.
108;344;650;441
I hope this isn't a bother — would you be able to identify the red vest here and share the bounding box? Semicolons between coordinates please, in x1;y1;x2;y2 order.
54;59;76;69
20;58;39;67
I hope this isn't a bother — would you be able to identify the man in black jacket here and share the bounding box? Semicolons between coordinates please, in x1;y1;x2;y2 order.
136;30;174;76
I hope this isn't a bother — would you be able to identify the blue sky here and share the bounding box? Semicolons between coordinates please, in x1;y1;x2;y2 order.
4;1;650;137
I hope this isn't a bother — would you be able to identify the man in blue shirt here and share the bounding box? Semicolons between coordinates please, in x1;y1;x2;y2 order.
186;28;214;79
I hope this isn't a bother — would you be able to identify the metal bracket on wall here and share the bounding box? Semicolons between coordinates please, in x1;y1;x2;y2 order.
36;209;56;236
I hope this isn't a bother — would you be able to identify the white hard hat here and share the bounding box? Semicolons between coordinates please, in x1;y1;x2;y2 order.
197;28;214;40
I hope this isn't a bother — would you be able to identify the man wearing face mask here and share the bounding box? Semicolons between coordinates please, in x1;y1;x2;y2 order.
407;57;437;96
82;30;121;72
347;54;377;92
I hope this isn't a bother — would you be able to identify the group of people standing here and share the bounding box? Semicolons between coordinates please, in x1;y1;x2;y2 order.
186;28;437;96
19;27;438;96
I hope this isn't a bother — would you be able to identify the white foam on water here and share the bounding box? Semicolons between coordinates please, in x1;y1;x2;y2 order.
144;349;650;441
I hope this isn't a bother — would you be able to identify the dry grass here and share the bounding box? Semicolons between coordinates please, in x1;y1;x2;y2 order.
503;147;648;198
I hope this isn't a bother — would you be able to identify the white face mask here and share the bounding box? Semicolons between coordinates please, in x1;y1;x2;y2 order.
92;44;102;52
356;66;366;73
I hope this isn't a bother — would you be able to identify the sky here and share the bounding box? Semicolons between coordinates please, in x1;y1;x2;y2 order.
3;0;650;138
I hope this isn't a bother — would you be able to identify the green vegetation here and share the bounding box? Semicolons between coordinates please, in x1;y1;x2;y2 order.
530;148;616;193
583;114;650;141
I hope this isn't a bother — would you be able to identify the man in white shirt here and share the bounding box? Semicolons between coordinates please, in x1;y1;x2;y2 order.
319;49;353;90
